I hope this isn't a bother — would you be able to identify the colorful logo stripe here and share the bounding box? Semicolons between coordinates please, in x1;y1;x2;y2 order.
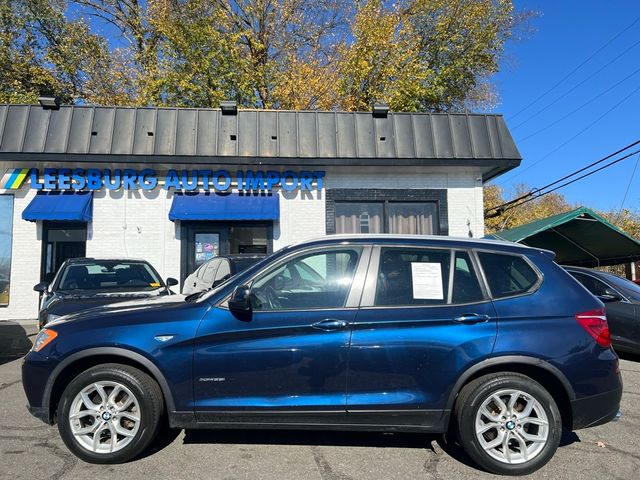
1;168;30;189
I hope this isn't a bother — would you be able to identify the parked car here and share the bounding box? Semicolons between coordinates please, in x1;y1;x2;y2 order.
182;254;265;295
34;258;178;329
23;235;622;475
565;266;640;355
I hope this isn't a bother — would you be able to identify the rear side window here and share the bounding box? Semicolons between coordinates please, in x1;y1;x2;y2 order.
478;252;539;299
452;251;484;304
375;248;450;306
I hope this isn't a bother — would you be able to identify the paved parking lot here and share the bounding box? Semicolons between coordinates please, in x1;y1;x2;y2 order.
1;322;640;480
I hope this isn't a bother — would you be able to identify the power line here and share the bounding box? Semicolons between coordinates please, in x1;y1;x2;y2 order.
517;65;640;143
493;148;640;216
511;38;640;131
498;83;640;185
486;139;640;215
508;15;640;121
616;152;640;221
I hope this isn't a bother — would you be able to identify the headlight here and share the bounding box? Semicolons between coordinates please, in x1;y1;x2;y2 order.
32;329;58;353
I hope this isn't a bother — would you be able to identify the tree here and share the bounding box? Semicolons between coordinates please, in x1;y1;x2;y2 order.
337;0;517;112
2;0;528;110
0;0;113;103
484;184;640;241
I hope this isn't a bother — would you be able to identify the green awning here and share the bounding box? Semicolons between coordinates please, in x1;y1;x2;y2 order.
486;207;640;267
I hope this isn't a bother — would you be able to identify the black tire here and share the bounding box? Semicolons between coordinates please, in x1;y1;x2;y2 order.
453;372;562;476
57;363;164;464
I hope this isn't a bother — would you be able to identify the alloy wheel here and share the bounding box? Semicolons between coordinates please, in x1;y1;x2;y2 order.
474;388;549;464
68;381;141;454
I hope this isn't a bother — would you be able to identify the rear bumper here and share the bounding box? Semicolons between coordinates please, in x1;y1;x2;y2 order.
571;382;623;430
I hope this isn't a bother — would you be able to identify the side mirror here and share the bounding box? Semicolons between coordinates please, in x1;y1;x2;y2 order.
33;282;48;293
228;285;252;319
166;277;179;287
598;288;622;303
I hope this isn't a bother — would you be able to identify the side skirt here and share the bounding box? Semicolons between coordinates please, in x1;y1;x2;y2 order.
168;410;451;433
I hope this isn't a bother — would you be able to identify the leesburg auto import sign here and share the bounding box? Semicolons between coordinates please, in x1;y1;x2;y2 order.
1;168;326;192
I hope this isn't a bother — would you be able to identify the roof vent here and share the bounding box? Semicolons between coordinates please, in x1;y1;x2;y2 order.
38;95;61;110
220;100;238;115
372;102;389;118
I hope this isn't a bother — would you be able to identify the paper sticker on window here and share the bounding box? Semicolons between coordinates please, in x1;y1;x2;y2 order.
411;262;444;300
149;282;161;287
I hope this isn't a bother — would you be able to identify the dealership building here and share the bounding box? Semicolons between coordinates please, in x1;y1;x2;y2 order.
0;103;521;320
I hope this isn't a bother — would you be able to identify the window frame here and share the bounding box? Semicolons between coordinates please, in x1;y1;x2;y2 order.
473;249;544;301
360;245;491;308
219;245;372;311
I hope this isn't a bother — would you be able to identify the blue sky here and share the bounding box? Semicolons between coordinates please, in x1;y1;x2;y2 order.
490;1;640;213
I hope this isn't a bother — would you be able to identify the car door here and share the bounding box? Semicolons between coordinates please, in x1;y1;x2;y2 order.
193;245;371;424
346;246;497;428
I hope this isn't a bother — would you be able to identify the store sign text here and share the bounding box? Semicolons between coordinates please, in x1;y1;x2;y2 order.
4;168;325;192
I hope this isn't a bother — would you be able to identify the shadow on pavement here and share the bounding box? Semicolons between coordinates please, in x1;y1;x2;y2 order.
0;321;32;366
618;351;640;363
183;428;440;449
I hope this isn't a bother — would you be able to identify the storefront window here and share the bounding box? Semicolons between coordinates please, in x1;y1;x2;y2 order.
0;195;14;306
334;203;383;234
334;201;438;235
388;202;437;235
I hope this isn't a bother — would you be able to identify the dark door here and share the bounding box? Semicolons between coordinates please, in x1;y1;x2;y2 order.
193;246;369;423
347;246;497;427
41;222;87;283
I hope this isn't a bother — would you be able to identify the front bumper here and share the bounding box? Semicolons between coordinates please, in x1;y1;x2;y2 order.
22;351;57;425
571;383;623;430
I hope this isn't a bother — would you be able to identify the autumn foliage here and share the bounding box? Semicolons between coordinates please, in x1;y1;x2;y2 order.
1;0;520;111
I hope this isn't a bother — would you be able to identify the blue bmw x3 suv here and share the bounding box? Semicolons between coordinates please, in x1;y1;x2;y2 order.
23;235;622;475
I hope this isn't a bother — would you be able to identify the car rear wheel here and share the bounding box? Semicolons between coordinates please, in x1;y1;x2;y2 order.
57;364;163;464
454;372;562;476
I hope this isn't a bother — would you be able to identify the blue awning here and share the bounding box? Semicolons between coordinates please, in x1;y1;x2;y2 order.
22;191;93;222
169;192;279;221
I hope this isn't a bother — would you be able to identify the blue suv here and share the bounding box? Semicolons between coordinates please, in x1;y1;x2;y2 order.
22;235;622;475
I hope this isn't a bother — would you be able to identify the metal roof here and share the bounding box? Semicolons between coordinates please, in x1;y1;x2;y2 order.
486;207;640;267
0;104;521;180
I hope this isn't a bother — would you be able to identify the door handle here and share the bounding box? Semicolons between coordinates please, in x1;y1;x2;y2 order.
312;319;349;331
453;313;491;324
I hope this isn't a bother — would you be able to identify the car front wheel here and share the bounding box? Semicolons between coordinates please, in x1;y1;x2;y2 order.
454;372;562;476
57;363;163;464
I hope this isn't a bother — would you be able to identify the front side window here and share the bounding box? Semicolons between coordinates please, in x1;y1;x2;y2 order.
478;252;539;299
58;261;162;291
202;259;221;284
250;248;361;310
375;248;451;306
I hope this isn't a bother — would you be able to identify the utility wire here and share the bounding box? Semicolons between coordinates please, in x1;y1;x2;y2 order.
493;148;640;216
486;139;640;215
498;83;640;185
616;152;640;222
512;37;640;131
508;14;640;121
517;65;640;143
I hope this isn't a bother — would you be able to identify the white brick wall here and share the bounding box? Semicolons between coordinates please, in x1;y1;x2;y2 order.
0;164;485;320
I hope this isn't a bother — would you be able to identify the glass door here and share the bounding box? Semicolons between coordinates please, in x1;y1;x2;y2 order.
41;222;87;283
184;226;228;285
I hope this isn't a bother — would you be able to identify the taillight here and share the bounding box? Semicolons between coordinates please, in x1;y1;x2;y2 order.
575;308;611;348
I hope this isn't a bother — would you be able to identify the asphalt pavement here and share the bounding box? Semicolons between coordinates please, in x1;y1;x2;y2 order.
1;322;639;480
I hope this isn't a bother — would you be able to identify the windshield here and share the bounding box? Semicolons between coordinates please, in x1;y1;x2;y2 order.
57;261;163;292
597;271;640;301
